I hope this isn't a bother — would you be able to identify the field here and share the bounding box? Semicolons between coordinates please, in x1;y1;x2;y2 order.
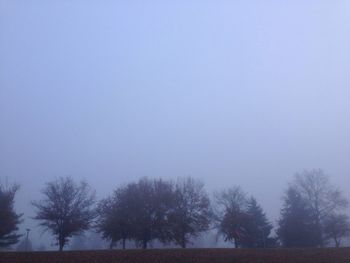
1;248;350;263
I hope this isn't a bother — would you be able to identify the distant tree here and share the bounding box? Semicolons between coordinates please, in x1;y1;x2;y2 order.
168;177;211;248
16;238;32;251
32;177;96;251
69;234;87;250
99;178;175;249
292;169;348;246
84;231;107;250
130;178;174;249
36;244;47;251
323;213;350;247
0;182;22;248
277;187;320;247
240;197;275;248
71;231;107;250
215;186;249;248
97;186;133;249
219;206;250;248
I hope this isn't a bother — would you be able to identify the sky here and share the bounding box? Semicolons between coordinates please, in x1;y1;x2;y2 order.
1;0;350;248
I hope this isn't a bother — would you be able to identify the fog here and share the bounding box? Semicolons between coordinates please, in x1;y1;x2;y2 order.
1;0;350;249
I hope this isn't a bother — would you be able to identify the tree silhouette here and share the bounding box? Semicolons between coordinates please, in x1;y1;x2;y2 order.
215;186;249;248
97;186;133;249
240;197;275;248
168;177;211;248
32;177;96;251
323;213;350;247
0;183;22;248
277;187;320;247
292;169;348;246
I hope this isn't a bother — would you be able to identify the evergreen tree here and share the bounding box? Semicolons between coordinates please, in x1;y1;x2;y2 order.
277;187;319;247
0;183;22;248
241;197;274;248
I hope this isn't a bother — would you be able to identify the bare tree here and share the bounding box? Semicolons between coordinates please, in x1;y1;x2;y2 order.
32;177;96;251
97;186;133;249
0;182;22;248
99;178;174;249
215;186;248;248
131;178;174;249
292;169;348;246
215;186;248;213
168;177;211;248
323;213;350;247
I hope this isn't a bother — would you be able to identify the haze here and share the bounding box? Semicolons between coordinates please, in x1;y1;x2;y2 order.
1;0;350;248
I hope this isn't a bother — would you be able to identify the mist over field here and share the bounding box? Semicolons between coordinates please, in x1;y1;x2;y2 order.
1;0;350;250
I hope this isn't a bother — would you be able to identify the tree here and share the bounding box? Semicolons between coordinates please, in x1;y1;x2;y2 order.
36;244;47;251
69;235;87;250
292;169;348;246
323;213;350;247
99;178;212;249
99;178;175;249
240;197;274;248
16;238;32;251
215;186;249;248
97;186;133;249
277;187;320;247
168;177;211;248
0;182;22;248
130;178;174;249
32;177;96;251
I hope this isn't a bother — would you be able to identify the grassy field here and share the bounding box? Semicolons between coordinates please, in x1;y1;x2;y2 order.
1;248;350;263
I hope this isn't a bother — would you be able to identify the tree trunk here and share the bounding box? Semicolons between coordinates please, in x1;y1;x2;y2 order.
142;240;147;249
59;239;64;251
181;239;186;248
122;238;126;250
234;239;238;248
109;240;114;249
181;233;186;248
315;215;324;247
334;237;340;248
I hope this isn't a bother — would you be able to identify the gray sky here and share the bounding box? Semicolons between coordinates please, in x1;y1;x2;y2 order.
1;0;350;248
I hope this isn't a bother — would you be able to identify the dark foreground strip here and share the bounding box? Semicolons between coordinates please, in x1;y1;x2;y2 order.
1;248;350;263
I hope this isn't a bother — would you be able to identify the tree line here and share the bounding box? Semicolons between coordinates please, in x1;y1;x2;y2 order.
1;169;349;251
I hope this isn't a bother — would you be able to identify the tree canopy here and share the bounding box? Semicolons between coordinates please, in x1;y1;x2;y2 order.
215;186;249;248
168;177;211;248
240;197;275;248
277;186;320;247
291;169;348;246
0;183;22;248
32;177;96;251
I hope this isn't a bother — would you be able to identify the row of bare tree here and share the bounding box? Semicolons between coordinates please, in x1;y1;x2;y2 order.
1;169;349;251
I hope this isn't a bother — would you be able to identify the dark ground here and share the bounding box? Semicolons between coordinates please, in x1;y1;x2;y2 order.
1;248;350;263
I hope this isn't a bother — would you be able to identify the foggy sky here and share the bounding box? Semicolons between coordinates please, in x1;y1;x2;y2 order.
1;0;350;248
